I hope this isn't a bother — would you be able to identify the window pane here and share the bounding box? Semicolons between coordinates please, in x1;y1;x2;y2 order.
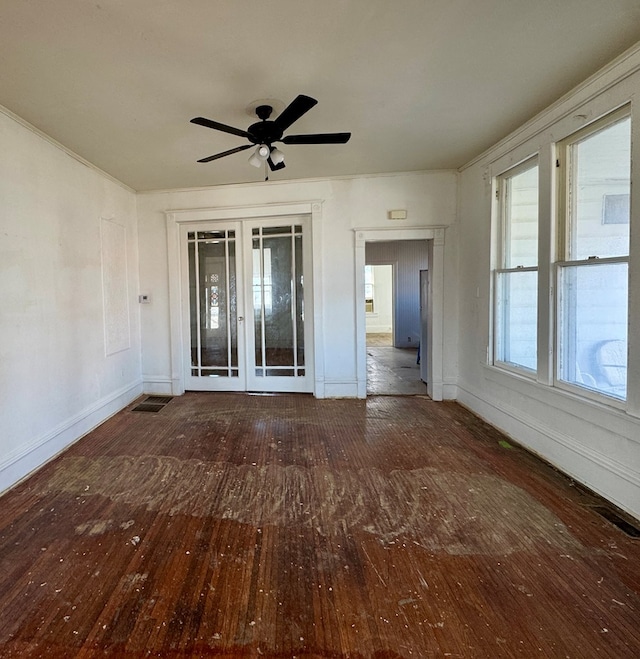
569;117;630;259
495;270;537;370
505;165;538;268
558;262;627;399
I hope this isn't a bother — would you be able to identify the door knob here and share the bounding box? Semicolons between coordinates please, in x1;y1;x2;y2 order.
238;316;244;322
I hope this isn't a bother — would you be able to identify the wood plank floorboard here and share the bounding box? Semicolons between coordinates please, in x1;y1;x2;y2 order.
0;393;639;657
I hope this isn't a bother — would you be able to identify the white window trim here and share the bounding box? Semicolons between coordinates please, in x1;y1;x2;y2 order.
553;106;631;405
492;156;539;377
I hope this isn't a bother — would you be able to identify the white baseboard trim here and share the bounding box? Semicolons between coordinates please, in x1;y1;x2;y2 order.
142;376;177;396
442;382;458;400
323;380;360;398
0;379;143;496
457;384;640;520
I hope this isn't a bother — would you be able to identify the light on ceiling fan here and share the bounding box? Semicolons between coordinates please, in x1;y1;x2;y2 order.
270;147;285;165
248;144;270;167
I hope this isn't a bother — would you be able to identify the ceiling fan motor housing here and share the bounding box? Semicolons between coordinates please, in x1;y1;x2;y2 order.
248;105;283;145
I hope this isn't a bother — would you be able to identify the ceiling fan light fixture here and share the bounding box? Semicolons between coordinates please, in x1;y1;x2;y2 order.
249;144;271;167
270;147;285;165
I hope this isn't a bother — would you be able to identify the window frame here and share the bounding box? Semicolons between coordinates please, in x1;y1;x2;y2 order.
492;156;540;377
554;105;631;405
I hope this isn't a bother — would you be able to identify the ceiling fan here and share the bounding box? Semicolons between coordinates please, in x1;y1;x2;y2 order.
190;94;351;177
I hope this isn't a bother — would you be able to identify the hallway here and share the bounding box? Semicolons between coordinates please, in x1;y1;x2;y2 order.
0;392;638;657
366;333;426;396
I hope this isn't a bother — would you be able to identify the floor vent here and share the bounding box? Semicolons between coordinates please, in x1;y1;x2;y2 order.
144;396;173;405
589;505;640;538
131;396;174;413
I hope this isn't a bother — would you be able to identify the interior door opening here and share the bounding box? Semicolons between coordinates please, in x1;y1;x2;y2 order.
364;240;428;396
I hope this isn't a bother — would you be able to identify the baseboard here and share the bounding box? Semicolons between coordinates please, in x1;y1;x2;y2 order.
456;384;640;521
142;376;176;396
322;380;360;398
442;382;458;400
0;379;143;496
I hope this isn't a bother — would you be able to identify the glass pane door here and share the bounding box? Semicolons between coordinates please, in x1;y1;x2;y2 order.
180;217;312;393
246;219;313;393
182;224;246;391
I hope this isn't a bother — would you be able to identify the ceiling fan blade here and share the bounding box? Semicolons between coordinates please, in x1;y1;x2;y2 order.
274;95;318;132
190;116;251;139
282;132;351;145
197;144;253;163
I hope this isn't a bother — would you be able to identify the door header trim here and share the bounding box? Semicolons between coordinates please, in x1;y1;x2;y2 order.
166;201;322;224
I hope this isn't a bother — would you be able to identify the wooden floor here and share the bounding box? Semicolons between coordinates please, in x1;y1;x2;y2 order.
366;348;425;396
1;393;639;658
365;334;393;347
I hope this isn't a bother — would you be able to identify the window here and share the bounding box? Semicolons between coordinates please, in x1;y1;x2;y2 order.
364;265;375;313
557;109;630;400
494;159;539;372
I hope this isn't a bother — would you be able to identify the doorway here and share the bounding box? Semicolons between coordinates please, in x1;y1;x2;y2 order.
364;256;425;396
365;264;394;346
355;228;445;400
180;216;314;393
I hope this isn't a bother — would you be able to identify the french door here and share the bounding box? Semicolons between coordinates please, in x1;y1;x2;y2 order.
181;216;313;393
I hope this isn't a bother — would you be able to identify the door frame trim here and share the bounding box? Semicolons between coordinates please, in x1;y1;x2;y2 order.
166;201;325;396
355;227;446;400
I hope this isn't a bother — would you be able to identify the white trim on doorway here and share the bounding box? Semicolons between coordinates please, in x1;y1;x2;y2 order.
355;227;446;400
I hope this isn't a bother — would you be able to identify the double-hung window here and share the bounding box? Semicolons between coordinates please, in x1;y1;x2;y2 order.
494;159;539;372
556;108;630;400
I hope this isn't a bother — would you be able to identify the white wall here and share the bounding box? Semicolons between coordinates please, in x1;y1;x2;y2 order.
0;108;142;494
136;171;458;398
457;46;640;520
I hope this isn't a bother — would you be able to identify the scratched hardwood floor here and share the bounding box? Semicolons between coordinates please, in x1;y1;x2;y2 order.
0;393;639;658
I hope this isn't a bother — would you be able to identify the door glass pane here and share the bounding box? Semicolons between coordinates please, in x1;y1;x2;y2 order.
267;368;294;376
188;242;198;367
188;231;238;378
263;235;294;367
252;239;263;367
252;226;305;378
262;225;291;236
558;262;627;399
199;241;227;367
295;234;305;366
228;239;238;368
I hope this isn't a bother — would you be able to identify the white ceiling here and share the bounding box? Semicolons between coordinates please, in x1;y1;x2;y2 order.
2;0;640;191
